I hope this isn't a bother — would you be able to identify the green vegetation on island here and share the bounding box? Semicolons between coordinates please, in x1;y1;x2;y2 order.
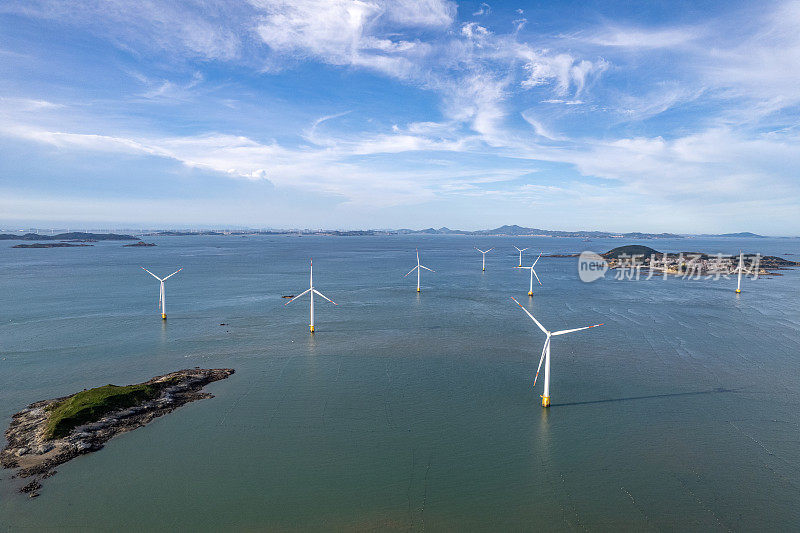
2;368;234;497
44;383;163;440
602;245;661;259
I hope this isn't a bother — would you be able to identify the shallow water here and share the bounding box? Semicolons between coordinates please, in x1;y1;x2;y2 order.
1;235;799;530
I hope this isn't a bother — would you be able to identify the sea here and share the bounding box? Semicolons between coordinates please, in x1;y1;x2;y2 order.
1;235;799;530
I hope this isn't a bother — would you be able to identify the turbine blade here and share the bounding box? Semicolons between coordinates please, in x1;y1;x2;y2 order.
284;288;311;305
552;323;604;336
313;289;337;305
141;267;162;281
533;269;542;286
420;265;435;272
162;267;183;280
510;297;548;334
533;337;549;387
487;248;494;252
404;266;418;277
532;252;542;268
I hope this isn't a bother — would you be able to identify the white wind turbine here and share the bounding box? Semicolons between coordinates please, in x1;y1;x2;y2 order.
515;252;543;296
735;251;743;294
513;246;529;267
405;248;435;292
511;297;603;407
285;259;337;333
141;267;182;320
475;247;494;271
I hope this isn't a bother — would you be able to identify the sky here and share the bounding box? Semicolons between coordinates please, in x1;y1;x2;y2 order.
1;0;799;234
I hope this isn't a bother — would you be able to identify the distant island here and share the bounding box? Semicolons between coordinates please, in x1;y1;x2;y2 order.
554;245;799;276
3;227;782;240
0;232;137;241
136;225;776;239
12;242;92;249
1;368;234;498
123;241;156;247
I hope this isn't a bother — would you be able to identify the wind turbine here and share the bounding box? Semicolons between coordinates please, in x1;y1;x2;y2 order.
511;297;603;407
141;267;182;320
513;246;529;267
515;252;543;296
735;251;743;294
405;248;435;292
475;247;494;271
285;259;337;333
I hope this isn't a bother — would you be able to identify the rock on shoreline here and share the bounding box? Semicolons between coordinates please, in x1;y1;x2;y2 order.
1;368;234;497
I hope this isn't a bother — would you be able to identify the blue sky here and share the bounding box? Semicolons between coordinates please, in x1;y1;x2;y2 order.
1;0;799;233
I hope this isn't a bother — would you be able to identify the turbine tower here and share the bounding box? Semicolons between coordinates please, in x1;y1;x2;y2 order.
513;246;529;267
736;251;743;294
285;259;337;333
405;248;435;292
141;267;182;320
475;247;494;271
515;252;543;296
511;297;603;407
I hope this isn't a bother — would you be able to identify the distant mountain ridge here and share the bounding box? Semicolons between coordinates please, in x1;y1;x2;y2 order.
397;225;684;239
2;228;771;240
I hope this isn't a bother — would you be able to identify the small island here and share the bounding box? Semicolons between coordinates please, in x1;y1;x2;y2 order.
123;241;157;247
0;232;137;241
551;245;799;276
12;242;93;248
1;368;234;497
600;245;799;276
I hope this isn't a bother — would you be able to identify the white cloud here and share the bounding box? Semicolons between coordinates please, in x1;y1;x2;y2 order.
520;110;562;140
580;26;700;48
1;0;243;60
473;3;491;17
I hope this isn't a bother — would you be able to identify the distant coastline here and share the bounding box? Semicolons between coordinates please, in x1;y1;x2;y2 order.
1;227;789;241
0;232;137;241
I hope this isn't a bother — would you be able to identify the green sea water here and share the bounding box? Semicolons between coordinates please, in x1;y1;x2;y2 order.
1;235;799;530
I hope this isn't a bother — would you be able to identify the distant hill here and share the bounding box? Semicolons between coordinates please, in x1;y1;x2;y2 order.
0;232;137;241
602;245;660;259
714;232;765;238
393;225;683;238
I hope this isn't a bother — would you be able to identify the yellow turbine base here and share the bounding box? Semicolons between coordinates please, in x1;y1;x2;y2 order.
482;268;485;271
528;291;533;296
309;325;315;333
541;396;550;408
735;289;741;293
416;288;420;292
161;314;166;320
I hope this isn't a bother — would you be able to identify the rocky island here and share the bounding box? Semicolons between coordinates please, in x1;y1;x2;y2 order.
551;245;799;276
12;242;93;248
1;368;234;497
123;241;157;247
600;245;799;276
